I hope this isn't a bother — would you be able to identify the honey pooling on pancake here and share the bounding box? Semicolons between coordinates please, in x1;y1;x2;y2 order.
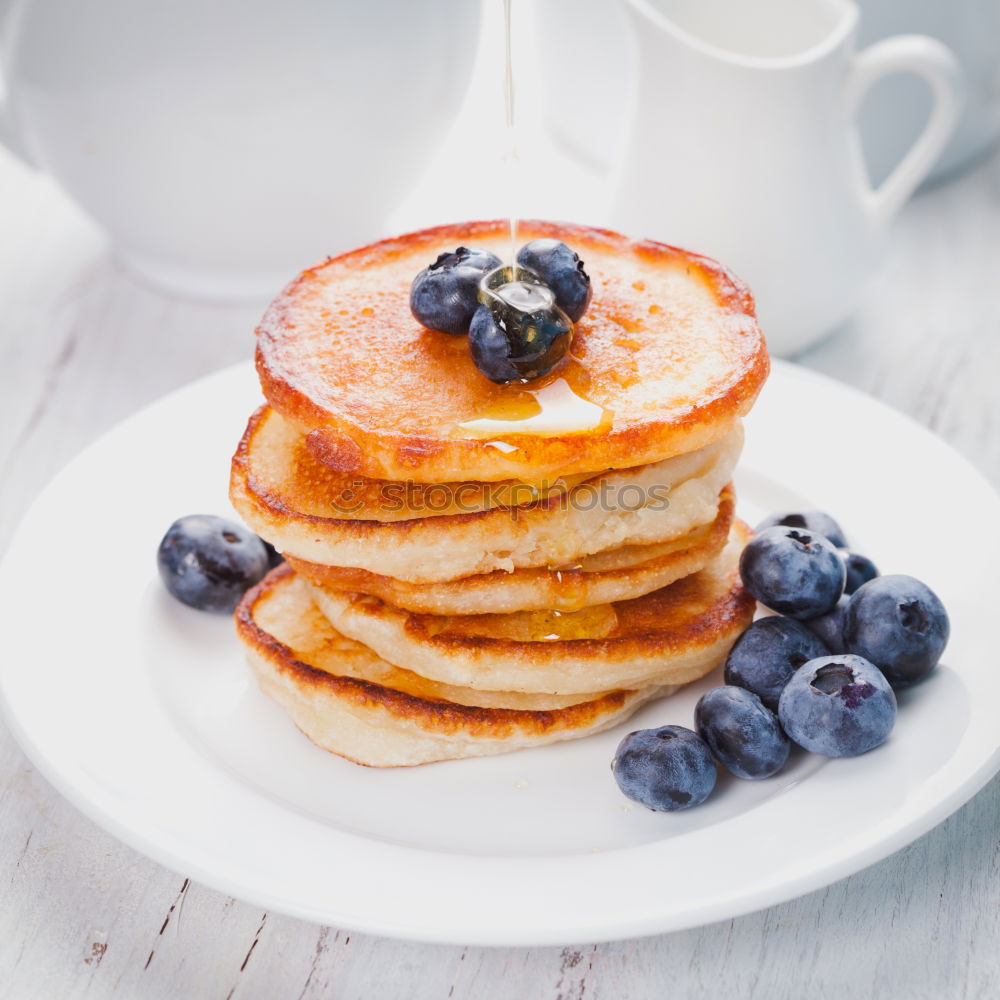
424;604;620;643
550;563;588;611
458;358;613;438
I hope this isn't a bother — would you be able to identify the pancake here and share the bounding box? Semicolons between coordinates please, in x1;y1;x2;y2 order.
236;565;679;767
287;484;736;615
237;406;593;522
256;219;768;484
231;417;743;582
306;522;755;696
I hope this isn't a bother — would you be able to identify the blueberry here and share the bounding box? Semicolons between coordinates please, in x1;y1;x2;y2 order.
804;596;849;653
843;551;879;595
695;686;790;779
724;616;831;711
516;239;592;322
756;511;848;549
611;725;716;811
843;574;949;687
410;246;502;335
778;654;897;757
157;514;270;614
468;305;520;384
469;272;573;384
739;526;846;620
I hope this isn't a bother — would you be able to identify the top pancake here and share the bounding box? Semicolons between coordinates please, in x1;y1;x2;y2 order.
256;220;768;484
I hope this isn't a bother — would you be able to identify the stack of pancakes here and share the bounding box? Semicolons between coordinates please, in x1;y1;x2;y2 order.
231;221;769;766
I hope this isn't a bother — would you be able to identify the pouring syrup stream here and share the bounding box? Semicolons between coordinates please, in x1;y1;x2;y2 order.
503;0;517;265
455;0;614;440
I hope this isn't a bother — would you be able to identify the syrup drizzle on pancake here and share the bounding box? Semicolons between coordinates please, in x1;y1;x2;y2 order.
457;358;614;437
426;604;620;643
549;565;588;610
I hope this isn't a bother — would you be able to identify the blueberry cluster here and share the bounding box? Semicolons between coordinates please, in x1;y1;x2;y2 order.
612;509;949;812
409;238;593;384
157;514;281;614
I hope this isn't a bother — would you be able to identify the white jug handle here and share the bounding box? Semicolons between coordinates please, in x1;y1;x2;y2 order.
846;35;962;228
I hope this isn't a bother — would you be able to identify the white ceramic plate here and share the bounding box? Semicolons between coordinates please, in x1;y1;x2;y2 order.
1;360;998;946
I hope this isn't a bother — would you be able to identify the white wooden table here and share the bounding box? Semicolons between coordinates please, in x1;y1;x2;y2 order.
1;137;998;998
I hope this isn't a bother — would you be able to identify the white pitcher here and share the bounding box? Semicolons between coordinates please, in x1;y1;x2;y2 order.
0;0;480;301
607;0;962;356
